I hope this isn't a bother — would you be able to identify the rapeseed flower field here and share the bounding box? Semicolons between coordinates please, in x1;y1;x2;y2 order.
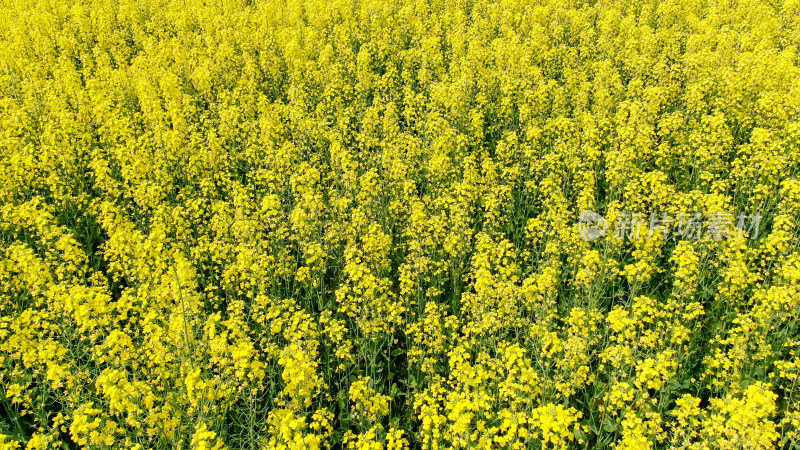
1;0;799;448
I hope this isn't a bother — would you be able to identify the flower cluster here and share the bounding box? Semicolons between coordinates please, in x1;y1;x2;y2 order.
0;0;798;448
